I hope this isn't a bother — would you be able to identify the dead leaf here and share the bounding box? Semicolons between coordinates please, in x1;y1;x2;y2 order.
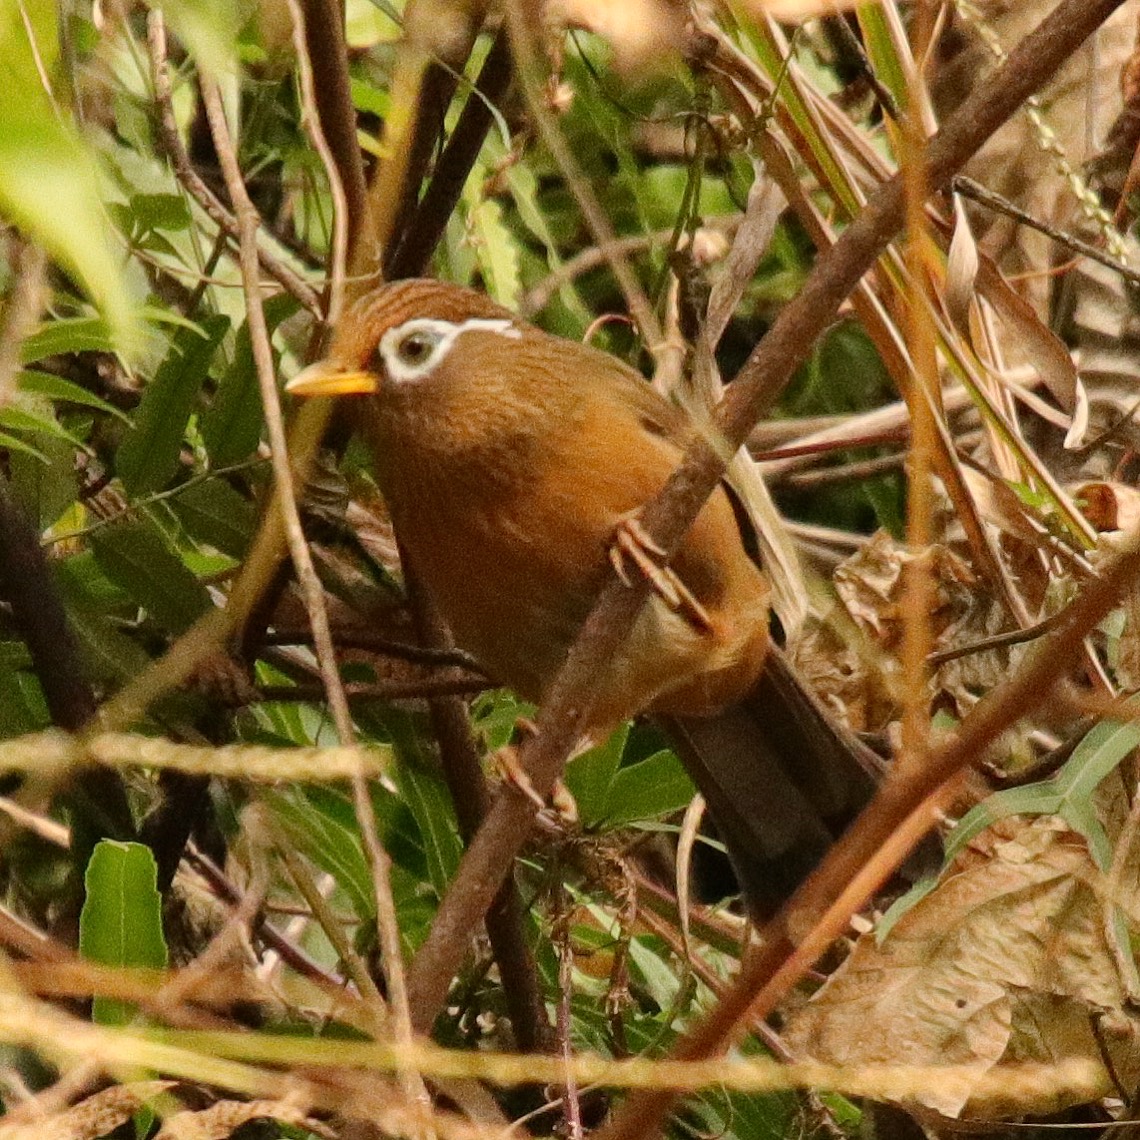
946;195;980;339
155;1098;332;1139
785;818;1140;1118
0;1082;176;1140
1074;480;1140;534
975;257;1082;420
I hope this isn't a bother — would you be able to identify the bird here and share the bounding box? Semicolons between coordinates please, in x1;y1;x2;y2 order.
287;278;880;917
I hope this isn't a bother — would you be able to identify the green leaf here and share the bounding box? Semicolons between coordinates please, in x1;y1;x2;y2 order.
945;708;1140;872
0;430;47;461
9;429;76;529
55;553;153;684
200;295;295;466
605;749;693;826
18;369;131;423
882;702;1140;938
79;841;167;1026
394;763;462;897
566;730;694;828
171;477;257;560
116;314;230;496
564;725;627;826
19;317;117;364
89;518;211;637
0;5;137;350
350;77;391;117
465;189;521;309
131;192;191;233
0;397;91;452
0;665;50;736
266;786;375;922
470;690;533;751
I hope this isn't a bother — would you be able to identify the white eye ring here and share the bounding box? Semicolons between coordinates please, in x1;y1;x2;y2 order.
377;317;521;384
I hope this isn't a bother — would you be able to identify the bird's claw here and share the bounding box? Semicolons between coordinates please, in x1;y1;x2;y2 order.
610;513;714;633
493;745;578;828
493;744;547;810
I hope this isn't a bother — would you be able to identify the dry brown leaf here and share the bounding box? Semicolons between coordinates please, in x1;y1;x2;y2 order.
785;818;1140;1118
1074;480;1140;534
790;618;890;735
835;531;1005;718
0;1081;176;1140
932;0;1139;316
973;256;1084;427
154;1097;332;1139
946;196;981;339
957;466;1052;550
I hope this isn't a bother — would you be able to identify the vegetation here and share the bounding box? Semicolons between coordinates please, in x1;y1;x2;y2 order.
0;0;1138;1136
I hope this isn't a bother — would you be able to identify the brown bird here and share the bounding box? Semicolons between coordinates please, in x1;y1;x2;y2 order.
288;278;879;916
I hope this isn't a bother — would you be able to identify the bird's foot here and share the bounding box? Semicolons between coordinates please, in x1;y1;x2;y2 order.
610;512;713;632
492;745;578;830
493;744;547;810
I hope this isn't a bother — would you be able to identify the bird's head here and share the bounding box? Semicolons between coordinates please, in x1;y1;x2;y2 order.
286;279;523;400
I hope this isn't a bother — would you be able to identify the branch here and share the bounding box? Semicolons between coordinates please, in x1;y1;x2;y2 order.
146;16;320;315
386;28;513;280
298;0;371;259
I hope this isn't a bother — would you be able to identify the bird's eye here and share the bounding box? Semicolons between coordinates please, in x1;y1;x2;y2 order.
377;320;459;383
395;330;437;367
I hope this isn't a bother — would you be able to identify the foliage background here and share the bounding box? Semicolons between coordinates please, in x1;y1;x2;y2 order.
1;0;1140;1136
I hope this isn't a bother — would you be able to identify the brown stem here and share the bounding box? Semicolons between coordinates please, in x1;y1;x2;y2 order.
299;0;371;258
401;552;554;1053
386;28;514;280
200;68;427;1113
145;14;320;314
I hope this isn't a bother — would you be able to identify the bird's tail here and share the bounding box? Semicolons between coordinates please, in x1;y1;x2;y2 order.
659;647;882;919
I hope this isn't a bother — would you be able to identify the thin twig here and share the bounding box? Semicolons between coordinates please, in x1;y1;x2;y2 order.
298;0;371;261
145;14;320;316
265;628;482;670
780;451;906;489
506;1;663;354
520;219;742;318
380;2;491;278
198;71;429;1124
256;675;489;702
554;897;583;1140
43;458;267;547
287;0;348;328
954;174;1140;287
185;845;348;990
927;609;1069;667
898;5;938;778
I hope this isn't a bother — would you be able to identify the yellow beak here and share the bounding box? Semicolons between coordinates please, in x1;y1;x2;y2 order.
286;362;379;397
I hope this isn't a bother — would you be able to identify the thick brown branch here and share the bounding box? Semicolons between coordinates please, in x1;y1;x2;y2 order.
386;29;514;280
299;0;371;257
